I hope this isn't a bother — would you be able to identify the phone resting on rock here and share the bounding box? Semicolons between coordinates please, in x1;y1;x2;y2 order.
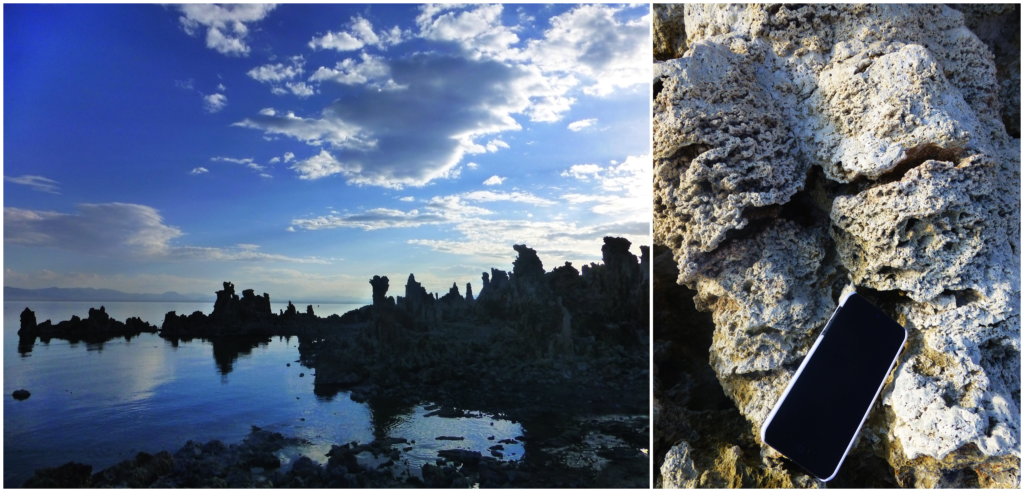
760;291;907;482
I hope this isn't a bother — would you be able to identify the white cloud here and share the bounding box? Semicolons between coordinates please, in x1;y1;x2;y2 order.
568;118;597;131
5;175;60;194
5;203;327;263
283;152;295;162
310;30;363;52
203;93;227;113
526;5;649;96
269;157;280;164
416;4;521;60
308;53;397;90
560;163;602;180
211;156;266;172
466;162;479;169
309;15;407;52
233;110;374;149
217;83;226;91
289;149;350;180
560;154;651;218
399;196;415;202
189;167;209;175
286;81;315;97
177;4;276;56
485;139;509;152
293;208;450;231
247;58;304;83
248;57;315;97
482;175;504;186
461;190;556;206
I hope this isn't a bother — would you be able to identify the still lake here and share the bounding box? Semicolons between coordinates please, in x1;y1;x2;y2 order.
3;301;523;487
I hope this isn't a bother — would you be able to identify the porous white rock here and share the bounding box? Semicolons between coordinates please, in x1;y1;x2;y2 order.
655;3;1020;486
654;39;806;281
830;156;1003;302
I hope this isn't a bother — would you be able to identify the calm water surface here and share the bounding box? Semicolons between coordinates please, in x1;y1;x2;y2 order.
3;301;523;487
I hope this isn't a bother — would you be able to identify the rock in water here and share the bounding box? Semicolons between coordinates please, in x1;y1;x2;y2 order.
12;389;30;401
655;4;1020;488
19;307;36;335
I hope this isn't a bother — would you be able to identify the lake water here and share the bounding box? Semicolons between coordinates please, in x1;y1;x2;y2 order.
3;301;524;487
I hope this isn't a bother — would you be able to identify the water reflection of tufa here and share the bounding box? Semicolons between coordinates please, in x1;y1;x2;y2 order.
162;335;273;376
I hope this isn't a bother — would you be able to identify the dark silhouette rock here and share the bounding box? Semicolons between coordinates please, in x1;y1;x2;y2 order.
370;275;390;307
13;389;30;400
211;281;239;323
441;282;461;301
306;305;314;316
17;305;157;346
19;307;36;335
91;451;174;488
240;289;272;319
285;301;297;316
209;282;272;327
512;244;544;280
466;282;474;302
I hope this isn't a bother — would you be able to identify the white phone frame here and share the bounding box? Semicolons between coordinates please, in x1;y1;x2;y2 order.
759;291;907;482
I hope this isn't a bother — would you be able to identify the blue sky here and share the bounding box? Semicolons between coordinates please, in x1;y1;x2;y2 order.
4;4;651;301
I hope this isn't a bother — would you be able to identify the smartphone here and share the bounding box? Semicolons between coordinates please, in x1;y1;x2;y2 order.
760;291;907;481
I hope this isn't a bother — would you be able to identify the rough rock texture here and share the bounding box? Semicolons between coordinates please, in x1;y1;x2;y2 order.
655;3;1020;488
951;4;1021;138
654;4;687;61
653;38;806;279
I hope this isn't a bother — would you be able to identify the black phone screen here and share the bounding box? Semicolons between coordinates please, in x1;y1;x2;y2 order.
762;292;906;481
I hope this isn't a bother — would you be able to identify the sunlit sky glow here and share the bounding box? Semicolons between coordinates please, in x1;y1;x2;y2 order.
4;4;651;301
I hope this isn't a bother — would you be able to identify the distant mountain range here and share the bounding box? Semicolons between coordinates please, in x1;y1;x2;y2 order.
4;286;210;302
3;286;367;305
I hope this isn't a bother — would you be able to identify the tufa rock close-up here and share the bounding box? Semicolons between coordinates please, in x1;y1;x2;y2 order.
654;4;1019;488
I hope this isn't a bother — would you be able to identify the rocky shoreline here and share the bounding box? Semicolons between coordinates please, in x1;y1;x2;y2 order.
16;237;651;488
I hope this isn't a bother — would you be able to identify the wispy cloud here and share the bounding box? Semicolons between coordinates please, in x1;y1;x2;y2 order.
4;203;326;263
211;156;266;172
482;175;505;186
567;118;597;131
189;167;209;175
5;175;61;194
